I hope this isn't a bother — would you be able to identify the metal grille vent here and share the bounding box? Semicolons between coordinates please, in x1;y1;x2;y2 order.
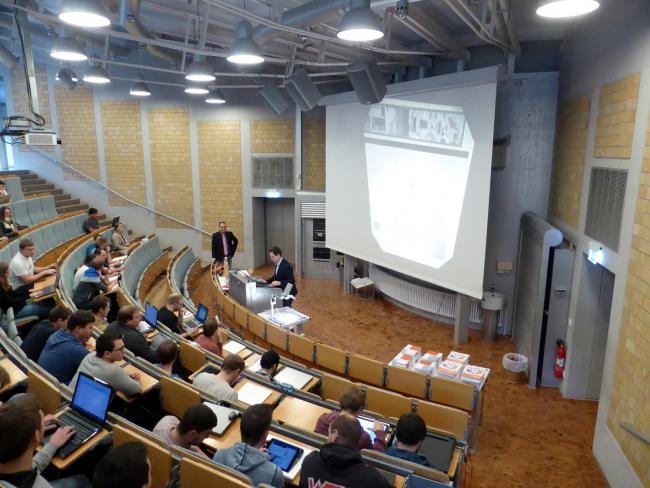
253;157;293;189
585;167;627;251
301;202;326;218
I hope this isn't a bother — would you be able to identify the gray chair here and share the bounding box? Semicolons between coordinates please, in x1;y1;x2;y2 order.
53;221;67;244
0;246;11;263
41;224;58;250
8;239;19;257
4;177;24;201
64;217;81;239
12;200;32;227
29;230;48;259
41;195;57;221
26;197;46;225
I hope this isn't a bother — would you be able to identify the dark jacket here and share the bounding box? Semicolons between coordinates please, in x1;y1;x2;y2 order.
211;230;238;261
157;306;182;334
83;217;99;234
315;411;385;452
38;329;90;385
266;259;298;296
72;268;107;310
106;321;159;364
299;443;391;488
21;320;57;361
0;284;29;315
384;446;434;468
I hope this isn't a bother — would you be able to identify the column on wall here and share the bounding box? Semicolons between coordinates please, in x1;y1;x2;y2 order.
302;109;326;192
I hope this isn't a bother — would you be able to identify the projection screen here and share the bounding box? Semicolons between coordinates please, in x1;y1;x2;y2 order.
325;74;497;299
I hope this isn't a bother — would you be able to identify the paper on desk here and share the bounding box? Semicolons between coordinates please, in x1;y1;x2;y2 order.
108;275;119;283
246;359;262;373
273;367;313;390
223;341;246;355
237;382;272;405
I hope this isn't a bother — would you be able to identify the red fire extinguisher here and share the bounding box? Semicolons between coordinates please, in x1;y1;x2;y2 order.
554;339;566;379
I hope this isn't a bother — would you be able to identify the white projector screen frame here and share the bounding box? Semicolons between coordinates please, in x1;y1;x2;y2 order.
324;67;499;299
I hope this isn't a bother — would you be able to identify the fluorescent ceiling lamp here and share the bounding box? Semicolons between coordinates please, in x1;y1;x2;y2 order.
184;82;209;95
83;65;111;84
205;89;226;104
227;20;264;65
337;0;384;42
536;0;600;18
130;82;151;97
50;37;87;61
59;0;111;28
186;60;215;82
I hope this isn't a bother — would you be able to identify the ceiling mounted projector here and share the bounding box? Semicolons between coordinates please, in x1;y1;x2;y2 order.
536;0;600;18
338;0;384;42
185;60;216;82
228;20;264;65
83;65;110;84
50;37;87;61
59;0;111;28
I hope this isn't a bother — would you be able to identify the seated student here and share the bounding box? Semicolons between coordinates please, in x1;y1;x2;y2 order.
38;310;94;385
93;442;151;488
7;239;57;296
157;294;188;337
300;415;391;488
111;222;129;255
0;180;7;196
91;295;111;333
258;350;281;380
73;254;95;289
0;261;51;321
86;236;106;257
83;208;100;234
70;331;141;397
0;393;87;488
73;257;109;310
106;305;159;364
213;404;284;488
384;413;434;467
20;305;72;362
315;387;386;452
153;404;217;456
155;339;181;379
0;206;21;239
192;354;244;403
194;318;223;356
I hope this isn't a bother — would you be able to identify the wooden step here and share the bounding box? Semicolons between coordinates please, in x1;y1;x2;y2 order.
22;183;55;192
54;193;72;202
57;203;88;213
17;173;39;181
54;198;81;208
21;178;46;186
0;170;30;175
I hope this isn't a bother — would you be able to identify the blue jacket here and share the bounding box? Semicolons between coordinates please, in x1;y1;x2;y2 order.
213;442;284;488
38;329;90;385
384;446;434;468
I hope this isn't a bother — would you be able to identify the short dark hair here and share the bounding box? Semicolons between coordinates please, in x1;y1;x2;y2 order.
68;310;95;331
91;295;111;314
240;404;273;446
268;246;282;256
260;350;280;370
222;354;245;373
157;339;178;365
339;387;365;412
88;208;98;215
96;331;122;358
0;180;4;185
177;404;217;435
0;394;42;463
90;256;104;270
92;442;150;488
118;305;138;323
48;304;72;323
219;221;226;226
202;318;219;338
84;253;95;266
330;415;362;448
19;238;34;250
167;293;182;306
395;413;427;446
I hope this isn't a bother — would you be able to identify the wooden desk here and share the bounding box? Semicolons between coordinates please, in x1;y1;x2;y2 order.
222;341;253;360
39;407;110;470
116;364;159;402
203;418;241;452
244;353;261;368
33;274;56;291
448;446;461;479
273;396;330;433
233;378;282;406
0;357;27;394
30;275;56;302
187;363;214;382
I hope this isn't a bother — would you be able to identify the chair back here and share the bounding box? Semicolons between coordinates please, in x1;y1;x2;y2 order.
160;377;201;418
179;342;207;373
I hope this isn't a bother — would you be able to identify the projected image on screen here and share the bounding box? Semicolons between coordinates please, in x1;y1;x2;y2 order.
363;99;474;268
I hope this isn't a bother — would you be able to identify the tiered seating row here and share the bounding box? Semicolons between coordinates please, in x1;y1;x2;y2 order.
4;176;24;200
123;236;162;301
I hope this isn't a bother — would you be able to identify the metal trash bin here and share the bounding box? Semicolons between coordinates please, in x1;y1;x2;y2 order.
481;291;503;341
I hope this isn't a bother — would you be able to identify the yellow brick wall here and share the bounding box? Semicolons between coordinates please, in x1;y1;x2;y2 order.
11;64;54;152
54;85;100;180
148;108;194;228
251;119;294;153
549;95;591;228
197;121;244;251
302;117;325;191
607;113;650;486
594;73;640;159
101;101;146;207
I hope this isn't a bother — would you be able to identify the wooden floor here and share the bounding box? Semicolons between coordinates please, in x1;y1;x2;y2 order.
182;269;607;488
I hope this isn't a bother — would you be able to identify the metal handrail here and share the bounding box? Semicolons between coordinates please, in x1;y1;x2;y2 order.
33;148;211;237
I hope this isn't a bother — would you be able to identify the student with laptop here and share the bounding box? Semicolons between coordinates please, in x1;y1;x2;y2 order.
38;310;95;385
315;387;386;452
153;404;217;456
300;415;391;488
192;354;244;403
385;413;435;467
91;295;111;332
93;442;151;488
157;294;189;337
70;331;142;397
106;305;159;364
194;318;223;356
7;238;57;295
213;404;284;488
20;305;72;362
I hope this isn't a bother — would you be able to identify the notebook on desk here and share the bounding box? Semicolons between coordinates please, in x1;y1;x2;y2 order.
273;367;313;390
237;382;272;405
223;341;246;355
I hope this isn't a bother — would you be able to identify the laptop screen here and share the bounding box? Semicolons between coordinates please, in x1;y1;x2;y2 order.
71;373;113;424
144;303;158;328
195;304;209;324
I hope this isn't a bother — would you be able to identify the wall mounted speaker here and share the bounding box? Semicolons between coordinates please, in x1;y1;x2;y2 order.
285;69;322;111
347;59;386;105
258;85;291;114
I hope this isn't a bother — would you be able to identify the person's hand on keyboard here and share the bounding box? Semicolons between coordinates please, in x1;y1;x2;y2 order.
43;414;59;432
49;425;76;448
130;371;141;381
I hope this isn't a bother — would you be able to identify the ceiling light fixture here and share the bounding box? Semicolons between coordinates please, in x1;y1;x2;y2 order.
184;82;209;95
50;37;87;61
536;0;600;18
227;20;264;65
59;0;111;28
130;74;151;97
83;65;111;84
205;89;226;104
185;60;216;82
337;0;384;42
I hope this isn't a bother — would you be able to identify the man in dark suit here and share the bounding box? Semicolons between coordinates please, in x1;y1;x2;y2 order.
266;246;298;307
211;221;238;267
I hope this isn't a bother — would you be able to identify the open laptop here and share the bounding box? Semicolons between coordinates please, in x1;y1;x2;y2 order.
137;303;157;334
195;303;209;324
54;373;113;459
358;415;390;444
416;432;456;474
